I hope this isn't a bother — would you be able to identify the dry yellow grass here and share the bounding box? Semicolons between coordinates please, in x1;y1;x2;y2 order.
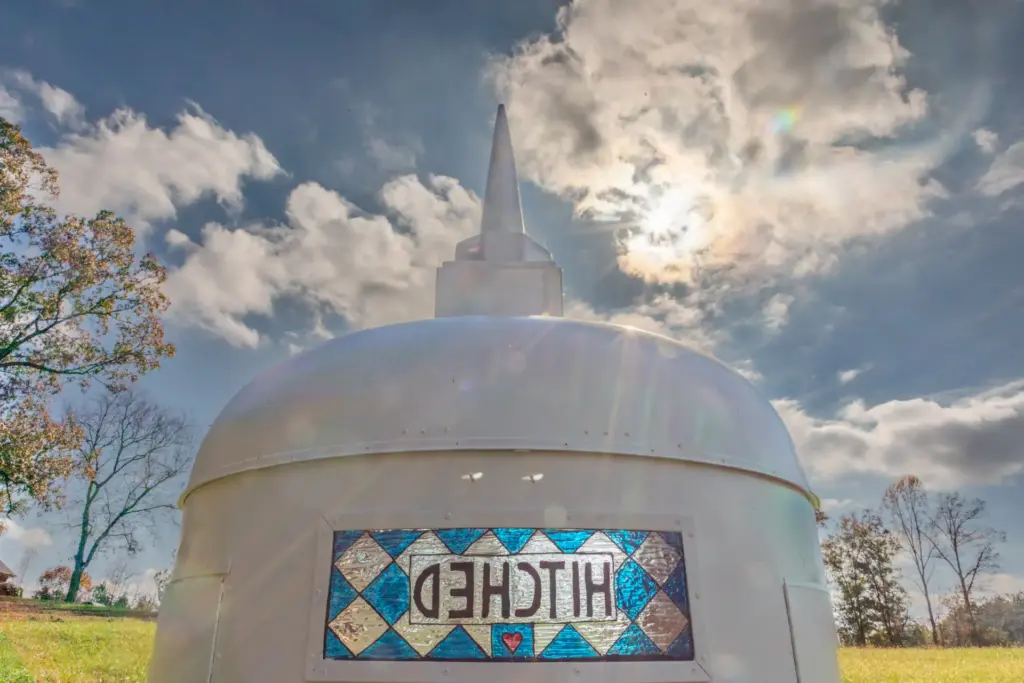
1;614;1022;682
839;646;1024;683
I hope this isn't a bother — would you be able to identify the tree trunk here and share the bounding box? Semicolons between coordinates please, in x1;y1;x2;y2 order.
959;578;980;646
923;586;939;646
855;603;868;647
65;562;86;603
65;495;92;603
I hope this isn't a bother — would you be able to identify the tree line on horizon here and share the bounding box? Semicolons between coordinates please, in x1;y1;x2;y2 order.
818;475;1018;648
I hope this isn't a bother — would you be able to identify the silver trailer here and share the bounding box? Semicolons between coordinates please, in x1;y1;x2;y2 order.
148;106;841;683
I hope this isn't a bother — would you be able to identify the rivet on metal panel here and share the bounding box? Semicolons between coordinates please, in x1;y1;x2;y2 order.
675;519;682;526
316;589;322;595
695;593;701;599
444;426;450;433
688;532;695;538
574;668;581;675
603;431;609;436
402;429;408;434
420;429;426;435
443;668;450;676
445;512;452;520
625;431;630;437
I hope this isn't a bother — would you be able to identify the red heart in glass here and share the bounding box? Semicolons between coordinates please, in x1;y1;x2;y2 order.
501;631;523;654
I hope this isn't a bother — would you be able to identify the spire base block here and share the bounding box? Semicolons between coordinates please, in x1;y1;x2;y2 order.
435;260;563;318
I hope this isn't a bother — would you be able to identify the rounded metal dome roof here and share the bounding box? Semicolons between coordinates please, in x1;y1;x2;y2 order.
183;316;813;503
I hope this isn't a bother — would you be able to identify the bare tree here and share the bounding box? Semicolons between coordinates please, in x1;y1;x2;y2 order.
99;560;136;606
153;549;176;606
15;547;38;591
883;475;941;645
927;492;1006;646
62;389;193;602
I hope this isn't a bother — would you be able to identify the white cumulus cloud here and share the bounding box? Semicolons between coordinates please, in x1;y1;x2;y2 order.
837;367;868;384
0;82;25;123
0;517;53;551
762;293;795;334
775;379;1024;488
565;292;723;353
819;497;855;512
40;104;282;230
164;174;480;347
0;68;84;127
977;140;1024;198
2;70;283;234
490;0;943;292
972;128;999;154
981;572;1024;597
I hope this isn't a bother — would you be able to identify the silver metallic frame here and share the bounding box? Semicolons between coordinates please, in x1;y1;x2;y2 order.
305;509;712;683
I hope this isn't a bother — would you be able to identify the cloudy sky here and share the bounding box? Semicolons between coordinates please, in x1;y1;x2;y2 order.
1;0;1022;608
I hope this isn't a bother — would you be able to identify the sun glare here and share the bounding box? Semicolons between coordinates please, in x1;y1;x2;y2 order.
624;186;712;270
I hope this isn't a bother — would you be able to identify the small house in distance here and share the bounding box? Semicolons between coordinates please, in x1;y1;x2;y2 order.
0;559;16;596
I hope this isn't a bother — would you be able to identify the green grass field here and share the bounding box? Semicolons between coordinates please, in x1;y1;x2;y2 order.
1;613;1022;682
0;617;154;682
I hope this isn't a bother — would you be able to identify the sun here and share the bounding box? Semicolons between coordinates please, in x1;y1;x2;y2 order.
622;186;712;273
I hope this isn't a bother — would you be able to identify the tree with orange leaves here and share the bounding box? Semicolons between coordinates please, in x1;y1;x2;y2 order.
35;565;92;601
0;117;175;516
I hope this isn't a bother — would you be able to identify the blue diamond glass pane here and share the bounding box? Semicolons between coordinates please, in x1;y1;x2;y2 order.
362;563;408;625
325;630;352;659
492;528;535;554
332;530;364;561
662;561;690;613
658;530;684;556
429;626;486;660
608;623;661;657
539;625;598;659
666;624;696;660
616;559;658;620
359;629;419;660
435;528;487;554
326;567;358;622
371;529;423;558
603;530;648;556
542;529;595;553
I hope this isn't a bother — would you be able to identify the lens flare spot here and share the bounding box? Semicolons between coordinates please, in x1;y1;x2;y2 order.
769;106;802;134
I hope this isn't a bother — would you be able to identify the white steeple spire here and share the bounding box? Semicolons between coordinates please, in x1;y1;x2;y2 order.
480;104;526;236
434;104;563;318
